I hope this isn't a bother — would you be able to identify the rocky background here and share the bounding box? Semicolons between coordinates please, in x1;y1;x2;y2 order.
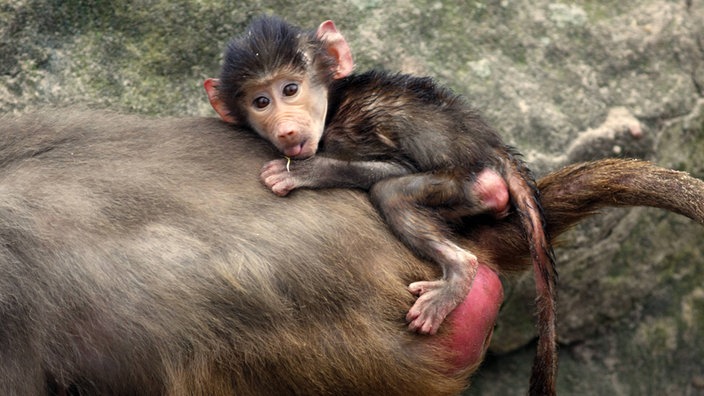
1;0;703;394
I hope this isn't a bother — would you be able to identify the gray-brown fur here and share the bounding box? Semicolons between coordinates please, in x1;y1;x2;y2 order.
1;110;703;394
0;109;461;395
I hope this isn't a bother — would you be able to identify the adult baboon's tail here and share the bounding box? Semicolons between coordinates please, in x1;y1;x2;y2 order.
539;159;704;237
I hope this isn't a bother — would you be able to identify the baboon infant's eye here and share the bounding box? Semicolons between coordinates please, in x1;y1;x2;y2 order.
254;96;270;109
283;83;299;96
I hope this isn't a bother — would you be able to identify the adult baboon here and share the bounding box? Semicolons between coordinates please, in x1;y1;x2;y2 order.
0;110;702;395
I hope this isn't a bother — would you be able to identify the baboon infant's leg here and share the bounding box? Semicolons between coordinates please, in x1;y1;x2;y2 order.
370;168;508;334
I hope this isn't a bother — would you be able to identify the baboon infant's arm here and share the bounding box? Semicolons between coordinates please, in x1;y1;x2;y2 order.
261;156;410;196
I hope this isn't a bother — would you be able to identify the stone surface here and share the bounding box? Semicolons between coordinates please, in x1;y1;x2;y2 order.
1;0;703;394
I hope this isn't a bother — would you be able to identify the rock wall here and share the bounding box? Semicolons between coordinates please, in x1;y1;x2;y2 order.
2;0;702;394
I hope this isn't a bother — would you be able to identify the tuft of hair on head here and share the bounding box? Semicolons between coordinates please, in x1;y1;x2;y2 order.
218;16;337;123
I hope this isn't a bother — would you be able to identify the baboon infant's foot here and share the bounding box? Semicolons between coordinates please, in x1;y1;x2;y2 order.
406;279;471;335
406;244;478;335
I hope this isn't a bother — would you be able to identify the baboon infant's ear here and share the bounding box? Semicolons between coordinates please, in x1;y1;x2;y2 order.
316;20;354;79
204;78;237;124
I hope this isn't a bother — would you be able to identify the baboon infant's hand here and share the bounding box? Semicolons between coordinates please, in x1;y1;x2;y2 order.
261;158;300;196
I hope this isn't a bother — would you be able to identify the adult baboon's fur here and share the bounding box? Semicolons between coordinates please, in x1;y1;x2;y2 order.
0;110;702;395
